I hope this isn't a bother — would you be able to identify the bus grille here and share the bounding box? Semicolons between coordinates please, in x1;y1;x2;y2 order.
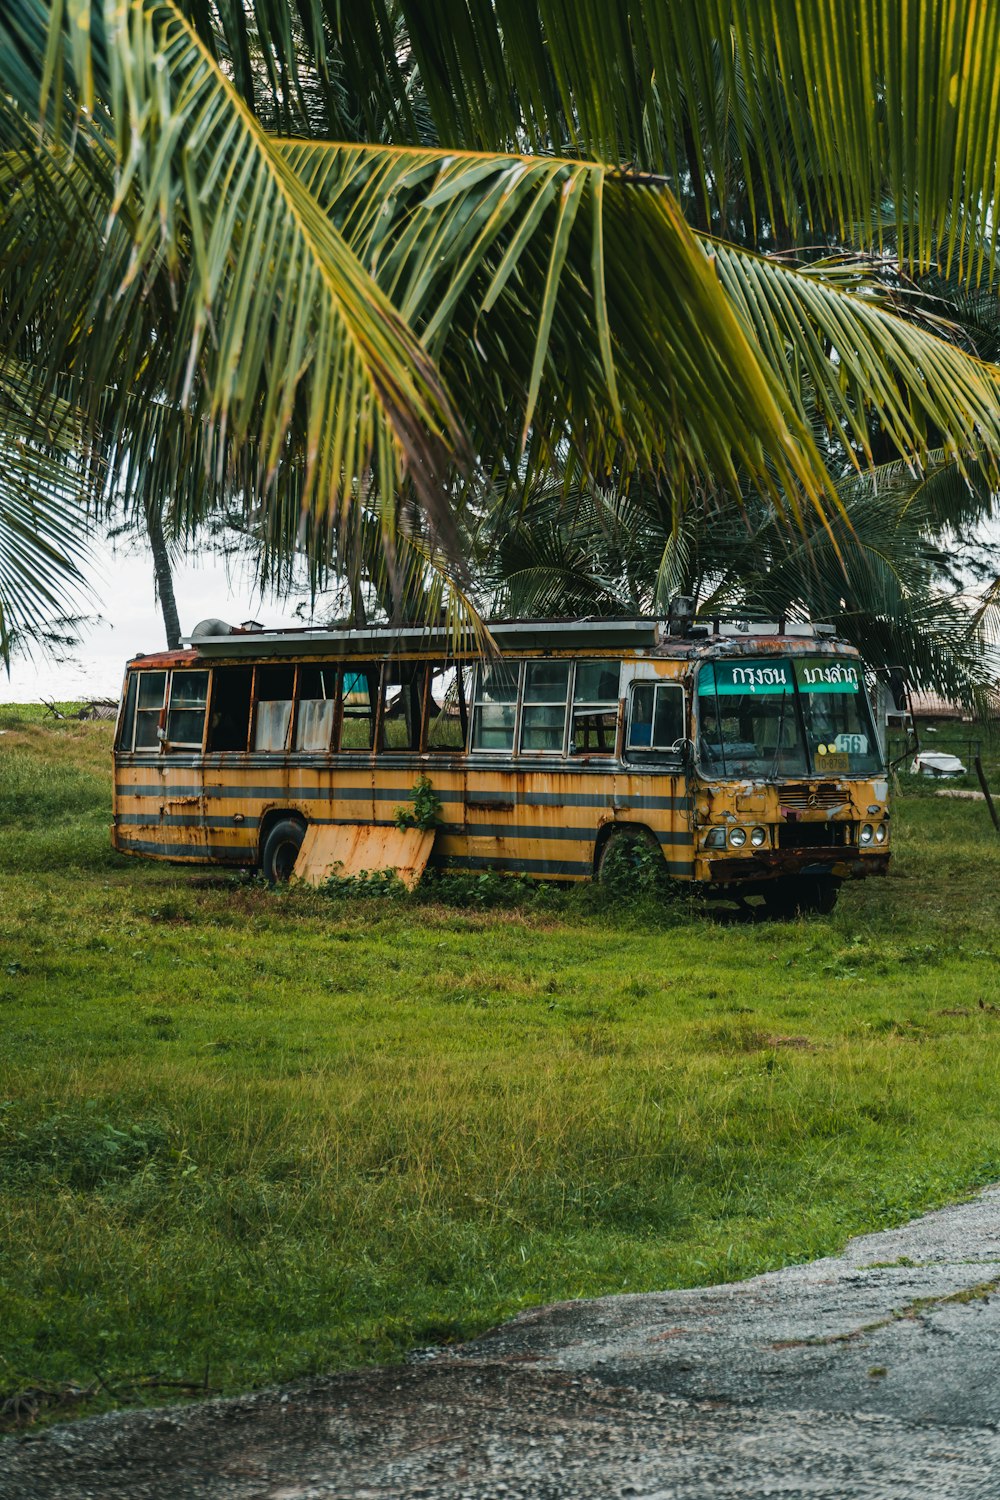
778;821;853;849
778;783;847;810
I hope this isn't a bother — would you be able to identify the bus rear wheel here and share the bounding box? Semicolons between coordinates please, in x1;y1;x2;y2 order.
261;818;306;884
763;875;840;918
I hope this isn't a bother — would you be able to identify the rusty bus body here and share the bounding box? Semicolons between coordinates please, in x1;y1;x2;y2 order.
111;618;890;912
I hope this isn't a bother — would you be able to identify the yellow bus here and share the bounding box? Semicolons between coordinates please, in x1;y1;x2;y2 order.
112;615;890;914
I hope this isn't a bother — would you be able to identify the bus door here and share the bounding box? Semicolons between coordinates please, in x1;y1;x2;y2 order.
618;664;693;878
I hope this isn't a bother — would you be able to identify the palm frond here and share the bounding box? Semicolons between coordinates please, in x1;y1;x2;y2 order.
0;359;92;665
325;1;1000;281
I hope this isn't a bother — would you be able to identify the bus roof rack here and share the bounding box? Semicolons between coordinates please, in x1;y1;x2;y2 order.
181;617;664;658
698;615;835;638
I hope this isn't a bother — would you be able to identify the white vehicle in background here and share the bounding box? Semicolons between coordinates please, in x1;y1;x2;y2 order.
911;751;967;778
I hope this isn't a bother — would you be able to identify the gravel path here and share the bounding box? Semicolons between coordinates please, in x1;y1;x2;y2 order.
5;1189;1000;1499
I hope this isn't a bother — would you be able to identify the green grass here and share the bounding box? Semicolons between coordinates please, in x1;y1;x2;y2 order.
2;710;1000;1429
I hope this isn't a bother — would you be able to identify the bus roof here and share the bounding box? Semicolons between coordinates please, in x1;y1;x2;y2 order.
168;616;848;661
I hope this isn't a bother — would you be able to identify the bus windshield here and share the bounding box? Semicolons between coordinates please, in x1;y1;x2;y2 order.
696;657;882;778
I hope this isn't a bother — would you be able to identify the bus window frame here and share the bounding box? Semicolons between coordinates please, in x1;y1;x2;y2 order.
127;668;168;753
624;680;687;765
470;659;523;754
163;668;210;752
423;663;471;753
568;659;621;758
337;664;378;753
250;663;296;753
518;659;572;755
293;662;338;754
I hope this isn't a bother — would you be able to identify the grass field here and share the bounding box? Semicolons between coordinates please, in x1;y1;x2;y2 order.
2;705;1000;1429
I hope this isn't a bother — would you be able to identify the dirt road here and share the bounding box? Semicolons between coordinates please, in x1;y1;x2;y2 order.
5;1188;1000;1498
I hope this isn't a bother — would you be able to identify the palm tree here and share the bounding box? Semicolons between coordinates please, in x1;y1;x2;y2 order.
477;454;1000;706
6;3;1000;659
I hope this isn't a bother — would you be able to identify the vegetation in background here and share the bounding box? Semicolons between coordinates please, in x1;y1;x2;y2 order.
2;715;1000;1431
7;4;1000;664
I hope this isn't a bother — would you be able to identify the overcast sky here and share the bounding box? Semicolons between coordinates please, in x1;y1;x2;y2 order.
0;536;303;704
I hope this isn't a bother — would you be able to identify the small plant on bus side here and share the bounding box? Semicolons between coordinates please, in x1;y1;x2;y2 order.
393;775;442;833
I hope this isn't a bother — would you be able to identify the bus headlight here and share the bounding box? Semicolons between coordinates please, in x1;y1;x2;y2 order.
859;823;875;844
729;827;747;847
750;826;768;848
875;823;888;844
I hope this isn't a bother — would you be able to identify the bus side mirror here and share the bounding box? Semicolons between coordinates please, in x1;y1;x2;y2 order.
886;666;908;712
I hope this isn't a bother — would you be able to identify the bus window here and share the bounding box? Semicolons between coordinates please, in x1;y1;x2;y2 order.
295;664;336;752
339;668;376;750
207;667;252;751
520;661;570;752
471;661;520;751
165;670;209;749
426;666;470;751
133;671;167;749
118;672;138;750
626;682;685;756
380;663;424;751
253;665;295;752
570;660;619;755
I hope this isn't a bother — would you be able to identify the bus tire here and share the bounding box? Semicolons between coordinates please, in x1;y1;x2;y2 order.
763;875;840;918
596;824;662;883
260;818;306;885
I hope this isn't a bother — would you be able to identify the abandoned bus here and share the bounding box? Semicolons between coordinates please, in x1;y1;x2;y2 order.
111;615;890;913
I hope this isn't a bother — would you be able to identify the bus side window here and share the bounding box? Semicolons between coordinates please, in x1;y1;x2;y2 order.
253;665;295;752
339;668;376;750
118;672;138;750
471;661;520;751
165;670;209;749
520;661;570;753
207;667;252;752
133;671;167;750
626;683;685;756
426;665;470;750
379;663;424;751
295;664;336;751
570;660;619;755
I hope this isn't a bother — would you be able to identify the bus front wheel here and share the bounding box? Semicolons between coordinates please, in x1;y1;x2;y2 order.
261;818;306;884
763;875;840;918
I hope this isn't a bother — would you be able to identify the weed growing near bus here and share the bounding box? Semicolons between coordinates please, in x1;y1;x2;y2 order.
393;775;443;833
2;711;1000;1431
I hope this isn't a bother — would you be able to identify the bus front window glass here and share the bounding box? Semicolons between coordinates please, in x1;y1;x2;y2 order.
253;665;295;752
165;670;209;748
570;660;619;755
696;661;807;776
295;664;336;751
520;661;569;752
793;660;883;774
472;662;519;751
133;671;167;749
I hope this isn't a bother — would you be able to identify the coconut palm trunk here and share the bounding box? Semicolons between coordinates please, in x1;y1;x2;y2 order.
143;499;181;651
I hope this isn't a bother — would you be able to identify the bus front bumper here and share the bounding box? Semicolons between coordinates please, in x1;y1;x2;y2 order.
699;848;890;883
